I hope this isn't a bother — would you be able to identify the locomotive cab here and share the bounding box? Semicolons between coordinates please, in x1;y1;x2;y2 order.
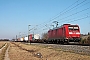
67;25;80;42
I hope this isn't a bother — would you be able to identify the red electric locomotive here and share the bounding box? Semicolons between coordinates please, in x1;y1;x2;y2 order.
47;24;81;43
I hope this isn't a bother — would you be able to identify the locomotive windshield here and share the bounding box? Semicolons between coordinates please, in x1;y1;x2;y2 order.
68;26;79;30
73;27;79;30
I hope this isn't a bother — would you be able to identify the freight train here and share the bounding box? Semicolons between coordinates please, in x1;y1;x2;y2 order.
17;34;40;42
17;24;81;44
43;24;81;44
28;34;41;43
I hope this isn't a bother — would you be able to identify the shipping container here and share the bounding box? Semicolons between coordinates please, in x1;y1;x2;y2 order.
18;38;20;41
24;36;28;41
28;34;41;42
28;34;33;41
34;34;40;40
20;37;24;41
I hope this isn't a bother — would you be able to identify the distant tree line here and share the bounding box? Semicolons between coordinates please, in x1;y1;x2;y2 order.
80;32;90;36
0;39;9;41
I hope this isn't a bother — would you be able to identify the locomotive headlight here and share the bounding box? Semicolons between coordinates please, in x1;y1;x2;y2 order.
66;38;68;39
69;32;73;34
76;32;80;34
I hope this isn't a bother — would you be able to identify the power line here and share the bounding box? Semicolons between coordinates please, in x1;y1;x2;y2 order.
36;0;81;28
49;0;87;21
58;13;90;23
37;0;87;30
30;0;89;34
57;7;90;22
37;15;90;33
68;15;90;23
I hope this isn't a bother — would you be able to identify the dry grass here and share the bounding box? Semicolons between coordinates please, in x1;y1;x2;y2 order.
81;35;90;44
9;42;90;60
0;43;8;60
0;41;6;49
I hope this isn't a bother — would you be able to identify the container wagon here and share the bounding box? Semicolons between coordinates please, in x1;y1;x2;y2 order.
28;34;41;43
24;36;28;42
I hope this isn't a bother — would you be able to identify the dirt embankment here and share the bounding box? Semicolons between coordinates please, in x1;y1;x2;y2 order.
8;42;90;60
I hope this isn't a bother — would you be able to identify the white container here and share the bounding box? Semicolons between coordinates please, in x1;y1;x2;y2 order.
20;37;24;41
34;34;40;40
24;37;28;41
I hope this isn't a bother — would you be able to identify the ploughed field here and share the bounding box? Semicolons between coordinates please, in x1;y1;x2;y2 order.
8;42;90;60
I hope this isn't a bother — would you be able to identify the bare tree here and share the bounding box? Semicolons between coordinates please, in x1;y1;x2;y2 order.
88;32;90;35
42;32;48;40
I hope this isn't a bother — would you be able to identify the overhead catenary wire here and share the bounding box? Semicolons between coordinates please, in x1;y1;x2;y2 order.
37;14;90;33
57;13;90;23
49;0;87;21
29;0;90;35
37;0;87;30
57;7;90;22
37;0;80;26
46;0;89;26
36;14;90;34
36;0;82;28
47;0;90;24
68;15;90;23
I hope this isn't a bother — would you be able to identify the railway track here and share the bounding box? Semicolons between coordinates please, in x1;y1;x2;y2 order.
23;42;90;55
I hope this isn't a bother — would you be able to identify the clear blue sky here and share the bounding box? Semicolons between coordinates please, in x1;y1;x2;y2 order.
0;0;90;39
